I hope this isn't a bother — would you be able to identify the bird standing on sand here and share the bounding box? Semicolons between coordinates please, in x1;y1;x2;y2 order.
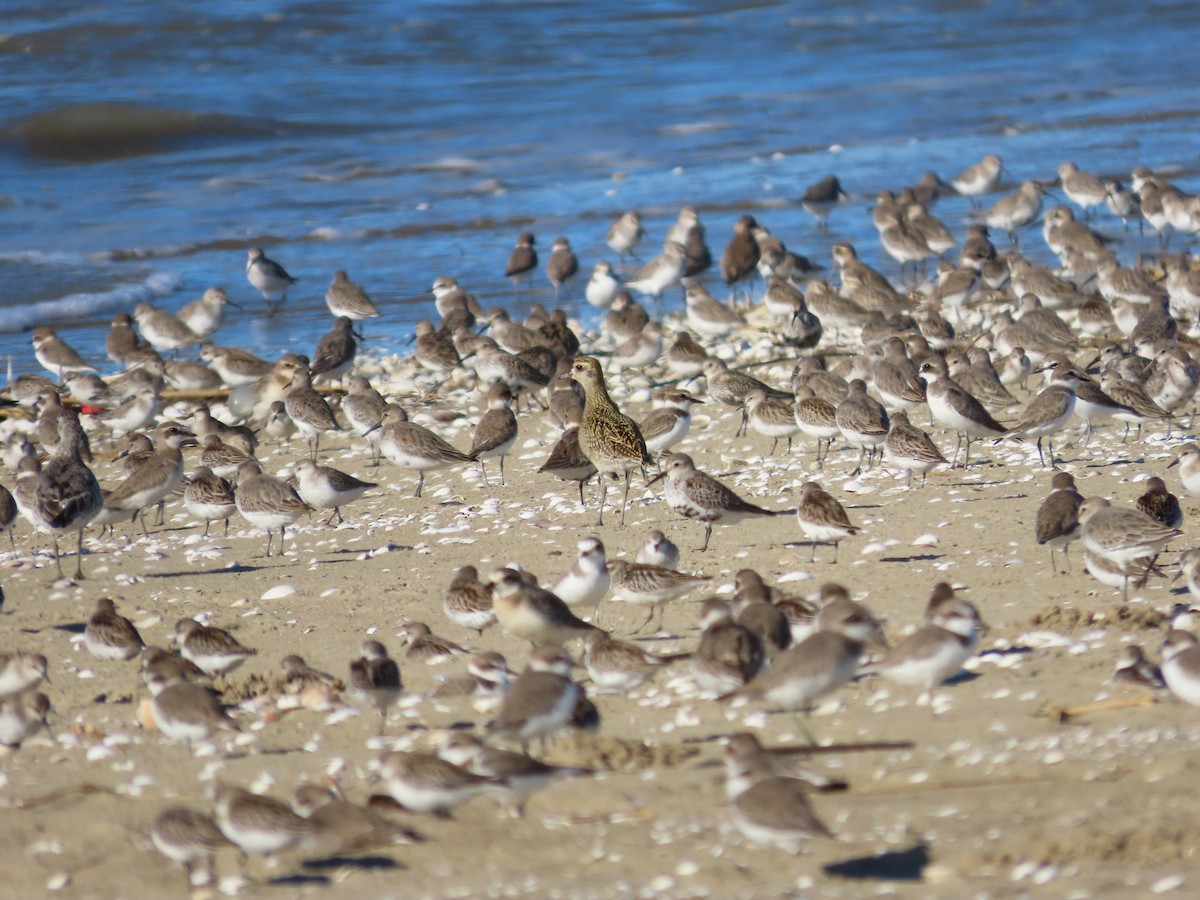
350;639;403;734
35;413;102;581
469;384;519;487
567;357;652;526
796;481;859;563
652;452;775;551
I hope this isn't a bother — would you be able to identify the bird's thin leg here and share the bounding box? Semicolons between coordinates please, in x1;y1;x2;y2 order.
74;529;86;581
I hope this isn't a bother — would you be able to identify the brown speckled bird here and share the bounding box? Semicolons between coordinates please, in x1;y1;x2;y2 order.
566;357;651;526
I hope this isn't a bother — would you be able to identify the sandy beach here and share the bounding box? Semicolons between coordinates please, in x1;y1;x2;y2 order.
1;336;1198;900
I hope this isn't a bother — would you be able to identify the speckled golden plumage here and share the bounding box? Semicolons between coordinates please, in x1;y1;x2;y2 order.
567;357;651;526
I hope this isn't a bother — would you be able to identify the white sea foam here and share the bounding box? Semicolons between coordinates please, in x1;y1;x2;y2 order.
0;268;179;334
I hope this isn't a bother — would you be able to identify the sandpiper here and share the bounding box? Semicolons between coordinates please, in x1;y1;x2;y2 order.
546;236;579;300
178;287;238;339
0;480;18;548
473;347;551;400
951;154;1003;205
175;618;257;677
413;319;462;377
310;316;358;385
148;674;240;753
980;181;1046;241
945;350;1017;410
917;359;1005;468
639;389;701;458
605;558;711;632
686;285;746;337
834;379;889;473
211;783;314;862
1036;472;1083;573
726;596;883;709
625;241;687;304
34;413;102;581
184;465;236;537
0;690;50;748
198;434;256;480
1168;443;1200;498
719;215;761;303
486;307;539;353
134;302;203;356
1080;497;1182;598
669;205;713;278
744;388;801;455
0;651;48;696
442;565;496;634
1137;476;1183;530
883;411;949;487
85;597;144;661
31;326;97;381
106;312;144;365
664;330;709;380
326;269;380;321
579;630;684;693
1160;630;1200;707
702;358;791;437
235;461;312;556
285;365;341;460
796;481;858;563
505;232;538;293
538;411;597;504
292;784;423;855
200;343;274;386
85;390;159;440
1111;645;1164;690
792;384;841;465
439;733;590;818
997;358;1088;468
246;247;297;309
141;646;207;686
692;599;765;695
1058;161;1108;217
374;405;477;498
399;622;468;665
379;750;498;816
723;733;835;853
779;295;823;351
800;174;849;227
151;807;234;888
567;357;651;526
652;452;775;551
280;655;339;694
469;383;518;487
293;459;376;525
349;640;402;734
104;423;197;533
607;210;644;261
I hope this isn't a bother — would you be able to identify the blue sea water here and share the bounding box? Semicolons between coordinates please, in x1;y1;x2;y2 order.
1;0;1198;374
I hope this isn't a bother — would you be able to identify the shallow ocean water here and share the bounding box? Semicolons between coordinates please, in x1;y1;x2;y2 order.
1;0;1198;373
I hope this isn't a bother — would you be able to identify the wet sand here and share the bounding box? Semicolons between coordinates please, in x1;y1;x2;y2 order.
2;346;1199;899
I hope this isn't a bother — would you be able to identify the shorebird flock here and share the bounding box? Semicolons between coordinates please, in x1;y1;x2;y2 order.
6;156;1200;893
